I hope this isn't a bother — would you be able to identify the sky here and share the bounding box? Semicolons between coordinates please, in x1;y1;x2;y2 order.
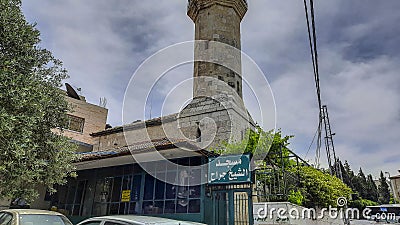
21;1;400;178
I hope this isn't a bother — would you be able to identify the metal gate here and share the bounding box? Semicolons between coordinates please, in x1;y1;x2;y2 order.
211;186;253;225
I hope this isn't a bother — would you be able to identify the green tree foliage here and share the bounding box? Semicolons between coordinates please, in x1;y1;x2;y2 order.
213;126;273;161
349;198;378;212
296;166;352;208
339;161;380;205
342;160;355;190
378;171;391;204
353;168;368;199
0;0;77;203
366;174;379;202
287;190;304;206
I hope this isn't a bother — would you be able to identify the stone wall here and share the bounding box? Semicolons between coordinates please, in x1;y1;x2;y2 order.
188;0;247;99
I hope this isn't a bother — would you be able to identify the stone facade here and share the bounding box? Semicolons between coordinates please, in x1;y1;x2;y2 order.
389;173;400;202
188;0;247;99
184;0;254;149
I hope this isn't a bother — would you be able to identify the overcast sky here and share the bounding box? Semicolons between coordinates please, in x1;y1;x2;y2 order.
22;1;400;178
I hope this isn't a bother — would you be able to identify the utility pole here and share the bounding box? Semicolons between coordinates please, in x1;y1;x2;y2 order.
321;105;342;180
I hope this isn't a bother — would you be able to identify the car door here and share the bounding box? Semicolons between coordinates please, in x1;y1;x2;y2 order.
0;212;13;225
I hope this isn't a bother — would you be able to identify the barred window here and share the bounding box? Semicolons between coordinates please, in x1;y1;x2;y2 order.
66;115;85;133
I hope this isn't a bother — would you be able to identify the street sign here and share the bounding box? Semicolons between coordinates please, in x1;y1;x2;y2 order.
208;154;251;184
121;190;131;202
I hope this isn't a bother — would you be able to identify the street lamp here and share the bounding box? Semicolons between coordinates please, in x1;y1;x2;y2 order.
385;172;397;204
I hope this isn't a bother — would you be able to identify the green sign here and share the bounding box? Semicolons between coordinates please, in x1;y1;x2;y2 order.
208;154;251;184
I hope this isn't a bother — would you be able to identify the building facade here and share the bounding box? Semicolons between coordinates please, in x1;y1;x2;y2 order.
389;171;400;203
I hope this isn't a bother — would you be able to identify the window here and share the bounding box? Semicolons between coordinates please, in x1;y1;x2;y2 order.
65;114;85;132
19;215;72;225
92;175;142;216
80;222;102;225
57;180;87;216
228;82;235;88
141;157;202;214
104;222;129;225
196;123;201;142
0;212;12;225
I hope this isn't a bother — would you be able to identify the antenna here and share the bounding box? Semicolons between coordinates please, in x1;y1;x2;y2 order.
99;97;107;108
65;83;80;100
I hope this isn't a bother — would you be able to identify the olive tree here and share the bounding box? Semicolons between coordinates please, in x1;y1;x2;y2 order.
0;0;77;203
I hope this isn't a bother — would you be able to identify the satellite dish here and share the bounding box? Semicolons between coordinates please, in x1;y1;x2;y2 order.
65;83;80;100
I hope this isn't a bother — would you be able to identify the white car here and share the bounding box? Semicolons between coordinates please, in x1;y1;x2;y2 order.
0;209;73;225
76;215;206;225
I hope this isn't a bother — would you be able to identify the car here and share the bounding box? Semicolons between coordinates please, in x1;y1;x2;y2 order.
0;209;73;225
76;215;206;225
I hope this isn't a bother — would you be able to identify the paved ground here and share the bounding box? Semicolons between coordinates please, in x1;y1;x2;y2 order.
351;220;399;224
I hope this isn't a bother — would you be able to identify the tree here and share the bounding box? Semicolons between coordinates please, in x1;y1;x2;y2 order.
0;0;77;203
354;168;368;199
378;171;391;204
213;126;274;160
342;160;355;190
297;165;352;208
366;174;379;202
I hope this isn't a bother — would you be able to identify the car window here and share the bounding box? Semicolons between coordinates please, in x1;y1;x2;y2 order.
79;221;102;225
104;221;131;225
19;214;72;225
0;212;13;225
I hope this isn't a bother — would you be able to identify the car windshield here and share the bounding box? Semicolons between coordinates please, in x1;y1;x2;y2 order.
19;214;72;225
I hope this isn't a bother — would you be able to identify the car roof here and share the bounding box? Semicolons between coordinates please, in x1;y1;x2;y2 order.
1;209;65;216
85;215;205;224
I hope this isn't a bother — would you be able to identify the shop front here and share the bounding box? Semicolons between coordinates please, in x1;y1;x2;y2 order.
53;156;207;223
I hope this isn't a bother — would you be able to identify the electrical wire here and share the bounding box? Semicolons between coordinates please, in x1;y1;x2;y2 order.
304;126;318;159
303;0;323;167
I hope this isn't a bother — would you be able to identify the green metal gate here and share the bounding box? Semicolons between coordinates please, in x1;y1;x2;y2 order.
210;185;253;225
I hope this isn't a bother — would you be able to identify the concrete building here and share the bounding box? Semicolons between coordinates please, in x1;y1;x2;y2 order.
389;170;400;203
61;85;108;152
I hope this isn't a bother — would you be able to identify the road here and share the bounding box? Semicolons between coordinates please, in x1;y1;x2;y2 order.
351;220;399;225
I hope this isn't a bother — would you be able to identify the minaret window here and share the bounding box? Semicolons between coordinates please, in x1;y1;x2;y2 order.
196;122;201;142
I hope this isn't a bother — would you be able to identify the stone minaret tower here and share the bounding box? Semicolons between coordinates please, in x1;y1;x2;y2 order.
187;0;248;99
177;0;253;149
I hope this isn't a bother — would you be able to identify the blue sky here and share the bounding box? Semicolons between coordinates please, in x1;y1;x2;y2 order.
21;1;400;178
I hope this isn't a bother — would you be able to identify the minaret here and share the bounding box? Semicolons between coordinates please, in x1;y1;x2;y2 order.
187;0;248;99
177;0;253;149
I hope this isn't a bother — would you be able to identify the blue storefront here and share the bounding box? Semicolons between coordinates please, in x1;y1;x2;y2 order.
53;156;210;224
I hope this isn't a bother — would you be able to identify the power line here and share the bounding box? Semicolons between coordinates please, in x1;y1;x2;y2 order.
304;126;319;160
303;0;323;167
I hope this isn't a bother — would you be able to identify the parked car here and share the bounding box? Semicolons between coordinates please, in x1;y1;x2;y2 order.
76;215;206;225
0;209;73;225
